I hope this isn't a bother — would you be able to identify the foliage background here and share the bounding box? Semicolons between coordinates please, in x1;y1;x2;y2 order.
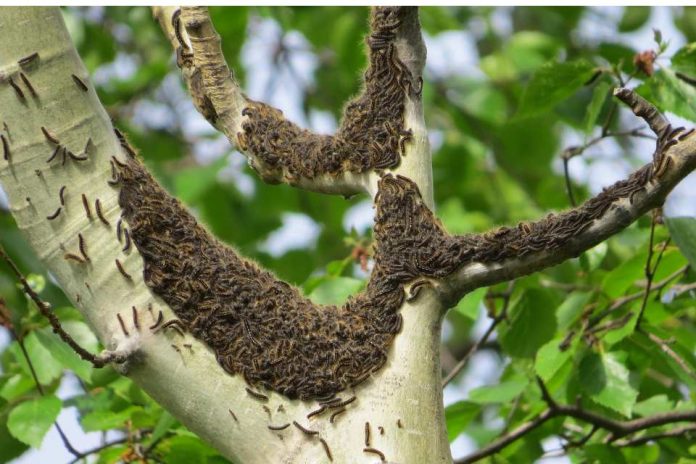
1;6;696;463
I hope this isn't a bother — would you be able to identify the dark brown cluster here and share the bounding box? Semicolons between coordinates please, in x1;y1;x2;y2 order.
373;127;684;279
118;159;411;400
116;125;675;400
237;7;418;182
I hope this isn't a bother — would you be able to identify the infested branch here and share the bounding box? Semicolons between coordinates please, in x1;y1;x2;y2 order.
436;88;696;306
153;6;425;197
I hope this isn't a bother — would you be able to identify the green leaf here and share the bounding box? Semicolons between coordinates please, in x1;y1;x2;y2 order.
666;217;696;268
584;82;611;134
10;333;64;385
557;291;592;330
454;287;486;320
308;277;364;305
7;395;62;448
34;323;95;382
445;401;480;442
602;250;646;298
535;335;577;383
151;411;178;446
582;443;627;463
469;378;529;404
633;394;674;416
0;374;35;402
618;7;651;32
517;59;595;118
499;288;557;358
672;43;696;77
603;311;637;345
161;434;218;464
579;351;638;417
637;68;696;122
80;406;143;432
506;31;561;74
25;273;46;294
0;420;28;462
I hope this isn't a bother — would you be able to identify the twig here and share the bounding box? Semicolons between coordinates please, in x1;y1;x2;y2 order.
442;281;514;387
588;265;687;327
66;437;129;464
643;331;696;380
0;246;129;367
614;424;696;447
614;88;670;137
636;211;658;329
454;378;696;463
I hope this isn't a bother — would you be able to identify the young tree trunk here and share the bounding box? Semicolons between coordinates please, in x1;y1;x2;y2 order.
0;7;451;463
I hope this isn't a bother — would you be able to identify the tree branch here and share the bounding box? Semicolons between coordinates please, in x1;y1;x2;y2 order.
437;88;696;306
0;246;135;367
153;6;427;198
455;378;696;463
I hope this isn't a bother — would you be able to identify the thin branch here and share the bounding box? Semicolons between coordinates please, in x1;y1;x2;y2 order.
453;378;696;463
643;330;696;380
636;211;658;328
0;247;131;368
614;424;696;447
455;409;556;463
442;282;514;388
588;264;688;327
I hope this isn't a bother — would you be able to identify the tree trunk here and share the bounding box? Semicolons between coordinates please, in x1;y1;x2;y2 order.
0;7;451;463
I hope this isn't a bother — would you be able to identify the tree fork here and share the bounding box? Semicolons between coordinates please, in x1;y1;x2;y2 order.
0;7;450;463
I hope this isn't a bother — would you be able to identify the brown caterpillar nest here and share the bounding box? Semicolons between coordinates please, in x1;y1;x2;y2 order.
118;140;658;399
237;7;418;182
118;161;408;400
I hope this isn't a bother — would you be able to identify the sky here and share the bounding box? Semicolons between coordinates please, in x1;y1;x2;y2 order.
1;5;693;464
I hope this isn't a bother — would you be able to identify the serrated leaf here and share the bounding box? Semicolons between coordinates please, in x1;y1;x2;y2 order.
637;68;696;122
308;277;364;305
499;288;557;358
579;351;638;417
445;401;479;442
454;287;486;320
517;59;595;118
584;82;611;133
7;395;61;448
468;378;529;404
633;394;674;416
665;217;696;268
